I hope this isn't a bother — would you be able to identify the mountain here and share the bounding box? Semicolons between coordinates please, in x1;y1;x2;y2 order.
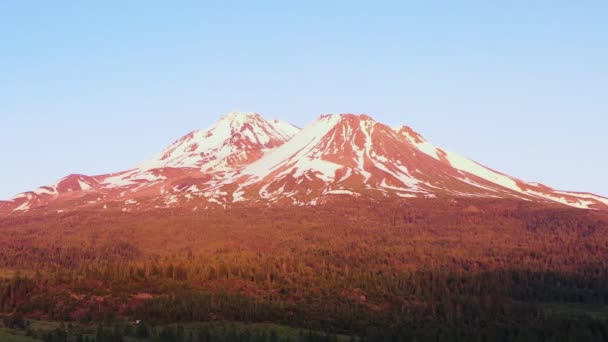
2;112;607;215
4;112;298;213
229;114;608;208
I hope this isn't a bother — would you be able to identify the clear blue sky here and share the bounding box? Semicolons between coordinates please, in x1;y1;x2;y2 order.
1;1;607;199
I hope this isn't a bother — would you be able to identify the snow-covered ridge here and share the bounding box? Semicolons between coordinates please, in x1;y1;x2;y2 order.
241;114;343;181
138;111;299;171
395;126;606;209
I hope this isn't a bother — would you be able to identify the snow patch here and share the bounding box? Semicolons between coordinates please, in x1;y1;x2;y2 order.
232;189;246;203
78;180;92;191
33;187;57;196
13;201;30;212
324;189;360;197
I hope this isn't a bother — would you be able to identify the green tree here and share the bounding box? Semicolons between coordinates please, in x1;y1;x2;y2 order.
135;322;149;339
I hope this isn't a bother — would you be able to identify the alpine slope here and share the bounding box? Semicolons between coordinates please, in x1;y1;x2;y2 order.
2;112;607;215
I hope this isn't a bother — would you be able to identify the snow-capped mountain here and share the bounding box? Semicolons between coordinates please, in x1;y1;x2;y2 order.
229;114;608;209
3;112;607;215
139;112;299;171
5;112;298;213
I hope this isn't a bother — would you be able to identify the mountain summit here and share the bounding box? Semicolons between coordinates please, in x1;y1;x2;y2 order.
138;112;299;171
3;112;607;214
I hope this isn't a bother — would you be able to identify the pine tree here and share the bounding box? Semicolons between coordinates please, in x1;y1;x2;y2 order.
135;322;149;339
96;324;104;342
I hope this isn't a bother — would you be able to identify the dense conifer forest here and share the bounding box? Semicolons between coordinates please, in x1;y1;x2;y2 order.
1;198;608;341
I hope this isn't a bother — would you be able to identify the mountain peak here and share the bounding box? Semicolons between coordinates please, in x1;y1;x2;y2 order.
318;113;376;122
395;125;427;144
220;111;260;122
137;112;298;172
223;111;259;117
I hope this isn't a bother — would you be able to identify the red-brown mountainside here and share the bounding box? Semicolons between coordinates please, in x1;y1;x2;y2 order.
2;112;607;216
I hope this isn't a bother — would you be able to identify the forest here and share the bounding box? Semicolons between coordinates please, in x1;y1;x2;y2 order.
1;197;608;341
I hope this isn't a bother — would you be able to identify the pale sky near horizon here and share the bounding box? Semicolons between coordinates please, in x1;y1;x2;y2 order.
1;1;607;199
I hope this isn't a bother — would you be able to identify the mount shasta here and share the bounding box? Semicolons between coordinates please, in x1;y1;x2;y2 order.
2;112;607;215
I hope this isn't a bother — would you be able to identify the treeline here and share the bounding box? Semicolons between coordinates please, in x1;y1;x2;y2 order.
33;322;348;342
3;265;608;338
17;317;608;342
